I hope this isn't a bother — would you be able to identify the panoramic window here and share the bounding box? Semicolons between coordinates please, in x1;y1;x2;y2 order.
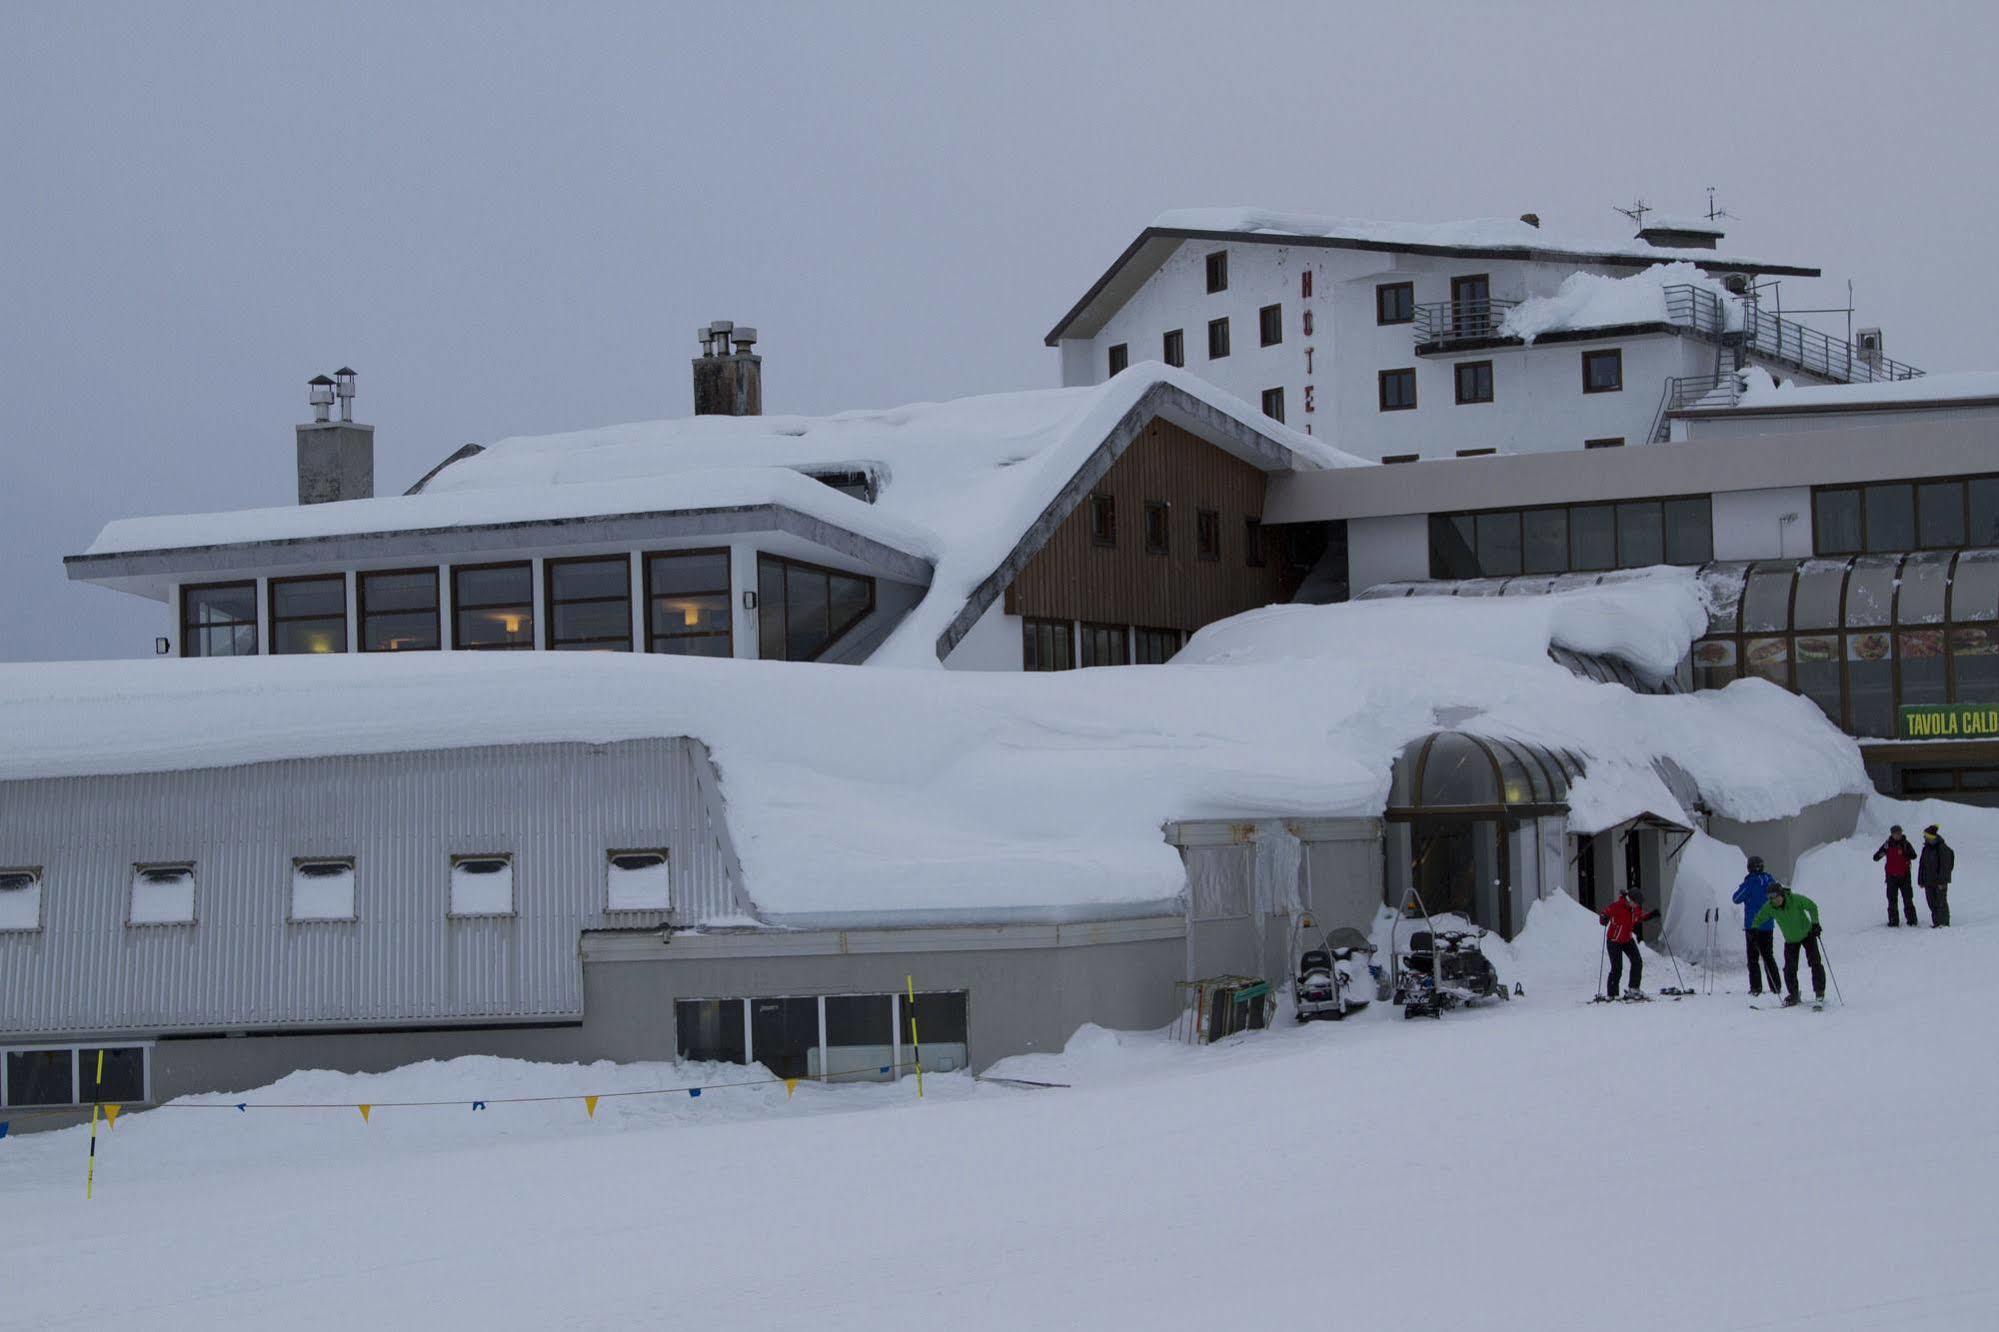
1244;517;1266;568
1080;622;1129;668
1197;509;1221;561
1090;494;1116;548
1134;626;1182;664
1162;329;1185;368
1455;360;1494;405
290;858;356;922
1261;387;1285;423
449;855;514;916
452;562;533;649
1814;472;1999;554
674;990;967;1082
1582;348;1624;393
1207;317;1230;360
1205;250;1228;293
129;863;195;925
268;575;347;654
1431;495;1713;579
1144;501;1170;555
646;549;732;656
545;555;633;651
0;868;42;932
1022;617;1074;671
180;581;257;658
1379;368;1417;411
3;1048;73;1108
358;569;440;652
1107;343;1128;376
607;850;670;912
1259;303;1283;347
1376;282;1415;325
756;554;875;662
1585;437;1626;449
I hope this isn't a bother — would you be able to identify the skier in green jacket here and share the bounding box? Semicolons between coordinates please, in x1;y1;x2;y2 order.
1751;883;1825;1008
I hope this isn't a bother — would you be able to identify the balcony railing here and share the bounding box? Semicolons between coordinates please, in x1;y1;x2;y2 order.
1412;299;1520;347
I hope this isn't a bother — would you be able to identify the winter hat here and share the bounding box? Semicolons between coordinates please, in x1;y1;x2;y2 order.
1924;824;1941;838
1890;825;1904;834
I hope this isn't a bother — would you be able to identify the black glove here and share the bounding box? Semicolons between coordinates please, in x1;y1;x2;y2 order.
1808;923;1822;940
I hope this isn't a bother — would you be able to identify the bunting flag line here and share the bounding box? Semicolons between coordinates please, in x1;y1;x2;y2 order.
102;1104;121;1129
784;1078;799;1099
471;1101;486;1112
687;1088;701;1099
583;1095;598;1119
0;1122;9;1140
356;1104;372;1123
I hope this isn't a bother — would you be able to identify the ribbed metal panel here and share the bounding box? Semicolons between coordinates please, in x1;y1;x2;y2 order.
0;739;750;1037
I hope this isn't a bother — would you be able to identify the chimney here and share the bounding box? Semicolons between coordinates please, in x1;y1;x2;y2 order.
1635;220;1722;250
296;368;375;505
1518;213;1540;229
692;321;762;416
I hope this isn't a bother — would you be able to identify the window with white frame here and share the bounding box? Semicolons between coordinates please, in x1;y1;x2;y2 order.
291;858;357;922
1;1043;150;1108
674;990;970;1083
129;863;195;925
0;867;41;931
449;854;515;916
607;850;670;911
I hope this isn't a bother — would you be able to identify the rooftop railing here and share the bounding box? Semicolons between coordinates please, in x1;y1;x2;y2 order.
1412;299;1520;346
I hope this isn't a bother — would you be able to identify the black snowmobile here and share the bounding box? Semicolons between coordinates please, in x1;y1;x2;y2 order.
1293;927;1380;1022
1392;923;1508;1020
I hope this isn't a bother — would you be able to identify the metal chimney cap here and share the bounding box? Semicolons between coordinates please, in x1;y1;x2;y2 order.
334;366;357;378
731;326;758;346
308;374;336;386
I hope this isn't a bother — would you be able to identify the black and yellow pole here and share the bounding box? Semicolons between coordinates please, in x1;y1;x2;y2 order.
904;975;924;1098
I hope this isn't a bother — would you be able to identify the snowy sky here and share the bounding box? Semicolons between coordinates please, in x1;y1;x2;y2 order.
5;0;1997;662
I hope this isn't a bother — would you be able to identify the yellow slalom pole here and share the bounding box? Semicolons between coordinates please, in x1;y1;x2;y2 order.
85;1049;104;1200
905;975;924;1099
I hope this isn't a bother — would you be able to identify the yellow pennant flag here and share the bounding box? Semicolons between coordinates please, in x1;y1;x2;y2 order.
784;1078;799;1099
102;1104;121;1129
583;1095;598;1119
356;1104;372;1123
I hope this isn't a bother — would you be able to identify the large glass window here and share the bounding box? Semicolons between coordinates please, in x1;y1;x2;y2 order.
545;556;633;651
452;563;533;649
1901;630;1948;707
358;569;440;652
4;1048;72;1107
1918;482;1967;549
750;996;821;1080
1474;511;1522;576
646;550;732;657
1815;471;1999;553
1571;505;1616;571
1972;478;1999;546
675;999;747;1065
1080;623;1129;667
1814;490;1863;554
1953;626;1999;704
1022;617;1074;671
1864;485;1916;553
1663;498;1714;565
1522;508;1568;575
1134;626;1182;665
1794;635;1841;723
179;582;257;657
269;576;347;655
1;1046;149;1108
1431;496;1708;579
756;555;874;662
1616;501;1664;567
824;995;894;1081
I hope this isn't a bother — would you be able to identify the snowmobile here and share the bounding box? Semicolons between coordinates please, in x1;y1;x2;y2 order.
1292;927;1380;1021
1392;922;1508;1020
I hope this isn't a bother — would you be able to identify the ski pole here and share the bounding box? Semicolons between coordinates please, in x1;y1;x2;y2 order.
1817;932;1845;1007
1661;924;1687;993
1596;929;1607;1000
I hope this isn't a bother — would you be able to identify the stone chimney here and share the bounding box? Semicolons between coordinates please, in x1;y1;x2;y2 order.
297;367;374;504
692;321;762;416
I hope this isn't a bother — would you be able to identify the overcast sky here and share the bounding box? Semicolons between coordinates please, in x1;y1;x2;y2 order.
5;0;1995;661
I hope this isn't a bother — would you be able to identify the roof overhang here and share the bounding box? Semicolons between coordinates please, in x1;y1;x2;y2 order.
1570;808;1695;837
1046;226;1821;345
1671;393;1999;422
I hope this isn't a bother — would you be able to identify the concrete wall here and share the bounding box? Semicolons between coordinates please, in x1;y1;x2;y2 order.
942;599;1023;671
1709;791;1866;884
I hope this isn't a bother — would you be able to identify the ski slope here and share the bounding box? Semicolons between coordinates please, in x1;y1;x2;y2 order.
2;798;1991;1331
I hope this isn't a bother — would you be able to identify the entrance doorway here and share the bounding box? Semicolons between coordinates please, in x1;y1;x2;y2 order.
1407;816;1508;930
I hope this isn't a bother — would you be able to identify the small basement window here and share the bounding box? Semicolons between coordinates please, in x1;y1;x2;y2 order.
129;864;195;925
291;858;356;922
607;850;671;912
450;855;515;916
0;868;41;931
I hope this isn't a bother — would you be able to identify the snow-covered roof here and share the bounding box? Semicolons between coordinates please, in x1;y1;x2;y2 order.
0;571;1871;922
1636;213;1726;236
1499;262;1742;343
1714;369;1999;412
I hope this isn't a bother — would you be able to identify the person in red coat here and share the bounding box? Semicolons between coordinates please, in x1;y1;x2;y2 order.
1600;885;1661;999
1873;825;1918;927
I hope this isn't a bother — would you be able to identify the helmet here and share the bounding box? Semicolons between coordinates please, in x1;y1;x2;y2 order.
1747;856;1765;873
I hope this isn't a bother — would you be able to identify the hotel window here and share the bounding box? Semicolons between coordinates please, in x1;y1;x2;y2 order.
1163;328;1185;367
1582;348;1623;393
452;563;533;649
1454;360;1494;405
1261;387;1285;423
129;863;195;926
1205;250;1228;293
1376;281;1415;325
449;854;514;916
1431;495;1712;578
1197;509;1221;561
268;575;348;654
1456;448;1496;458
1134;626;1183;664
1207;317;1231;360
1090;493;1117;548
756;554;875;662
1813;472;1999;555
1379;368;1417;411
646;549;732;657
1144;501;1170;555
1383;453;1420;464
179;581;257;658
1080;622;1129;667
2;1045;149;1109
1245;517;1267;568
607;850;670;912
1259;303;1283;347
290;858;356;922
0;868;42;932
1022;617;1074;671
1108;343;1129;376
358;569;440;652
545;555;633;651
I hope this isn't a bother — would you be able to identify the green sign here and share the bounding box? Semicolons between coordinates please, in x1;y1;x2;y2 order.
1899;704;1999;740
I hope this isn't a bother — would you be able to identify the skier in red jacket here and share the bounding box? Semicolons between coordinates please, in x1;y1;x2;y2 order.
1600;885;1661;999
1873;825;1918;927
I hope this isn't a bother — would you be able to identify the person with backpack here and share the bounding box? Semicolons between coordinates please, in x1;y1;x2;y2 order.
1918;824;1954;927
1599;884;1660;1000
1873;826;1919;927
1751;882;1825;1008
1731;855;1783;996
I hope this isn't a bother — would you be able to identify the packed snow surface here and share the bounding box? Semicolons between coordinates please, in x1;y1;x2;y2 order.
1734;367;1999;409
1499;261;1743;342
2;796;1988;1330
0;571;1868;919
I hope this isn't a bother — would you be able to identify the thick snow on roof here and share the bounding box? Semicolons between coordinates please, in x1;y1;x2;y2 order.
1638;213;1726;236
1153;207;1795;269
0;571;1867;922
1499;262;1741;343
1732;368;1999;410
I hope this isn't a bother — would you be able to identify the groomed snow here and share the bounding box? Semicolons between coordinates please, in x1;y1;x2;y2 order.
1498;261;1742;343
0;571;1869;921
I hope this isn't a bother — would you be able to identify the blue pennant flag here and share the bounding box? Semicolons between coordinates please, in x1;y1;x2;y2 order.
0;1121;9;1140
688;1088;702;1099
879;1066;890;1075
235;1103;247;1112
471;1101;486;1111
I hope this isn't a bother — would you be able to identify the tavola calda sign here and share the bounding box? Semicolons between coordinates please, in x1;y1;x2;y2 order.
1899;704;1999;740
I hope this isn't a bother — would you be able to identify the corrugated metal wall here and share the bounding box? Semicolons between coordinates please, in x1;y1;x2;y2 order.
0;739;749;1036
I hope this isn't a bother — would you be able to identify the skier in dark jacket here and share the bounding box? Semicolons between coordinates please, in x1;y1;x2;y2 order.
1917;824;1954;927
1599;885;1660;999
1873;826;1918;926
1751;882;1825;1007
1731;855;1783;996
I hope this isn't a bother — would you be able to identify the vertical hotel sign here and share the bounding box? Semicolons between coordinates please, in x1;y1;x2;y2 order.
1299;264;1317;434
1899;704;1999;740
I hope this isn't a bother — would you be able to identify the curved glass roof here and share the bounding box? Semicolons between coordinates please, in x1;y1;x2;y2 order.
1389;730;1580;811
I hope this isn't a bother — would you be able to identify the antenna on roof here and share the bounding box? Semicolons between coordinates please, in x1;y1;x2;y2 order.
1704;186;1737;225
1612;198;1651;230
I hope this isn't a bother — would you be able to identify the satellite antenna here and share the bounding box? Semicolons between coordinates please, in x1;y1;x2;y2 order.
1704;186;1737;225
1613;198;1651;230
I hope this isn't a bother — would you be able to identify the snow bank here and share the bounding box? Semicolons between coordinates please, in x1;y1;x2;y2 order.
1499;262;1741;343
